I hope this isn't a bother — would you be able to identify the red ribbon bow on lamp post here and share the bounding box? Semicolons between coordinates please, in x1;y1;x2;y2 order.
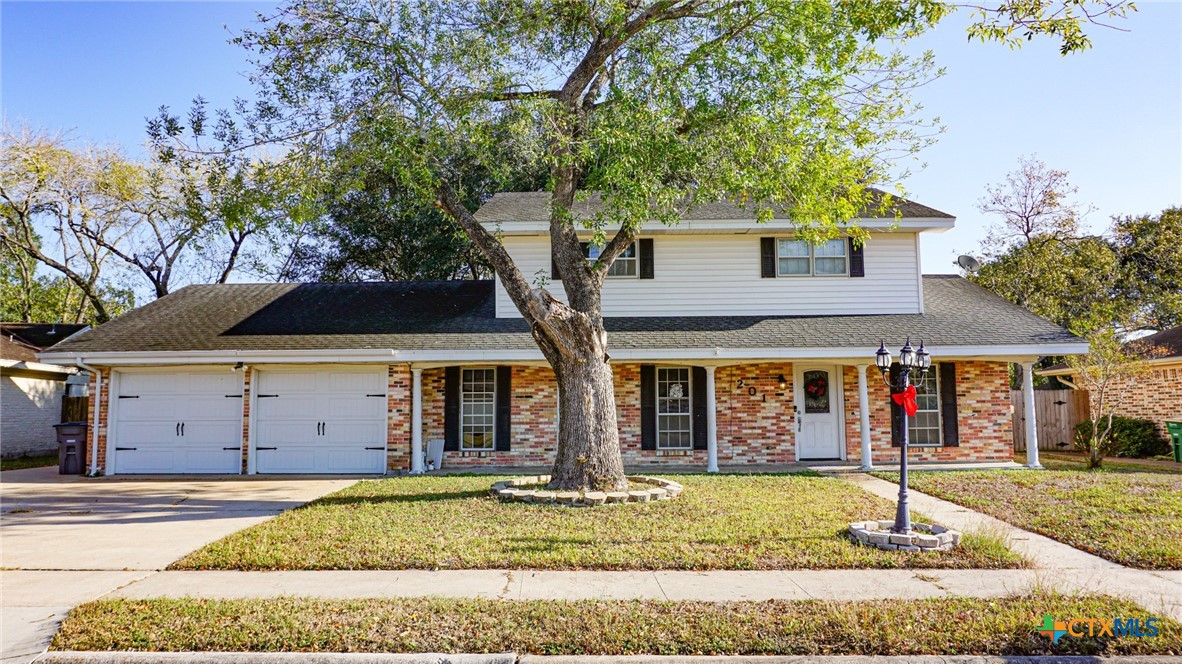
891;384;919;416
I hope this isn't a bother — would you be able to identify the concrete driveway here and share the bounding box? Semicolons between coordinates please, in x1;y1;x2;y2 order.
0;466;358;662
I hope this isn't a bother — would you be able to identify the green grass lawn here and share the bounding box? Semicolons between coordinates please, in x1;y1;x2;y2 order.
53;595;1180;656
875;466;1182;569
0;454;57;472
173;474;1024;571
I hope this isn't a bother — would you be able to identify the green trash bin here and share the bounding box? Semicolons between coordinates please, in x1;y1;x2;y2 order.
1167;420;1182;463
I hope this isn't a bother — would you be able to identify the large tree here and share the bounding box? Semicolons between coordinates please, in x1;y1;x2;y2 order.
223;0;1129;491
1112;207;1182;330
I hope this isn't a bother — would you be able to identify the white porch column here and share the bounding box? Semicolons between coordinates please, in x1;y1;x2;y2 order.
856;364;873;470
410;367;424;474
705;366;719;473
1021;361;1042;469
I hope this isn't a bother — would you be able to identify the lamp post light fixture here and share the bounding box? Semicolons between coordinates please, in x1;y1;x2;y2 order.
875;337;932;535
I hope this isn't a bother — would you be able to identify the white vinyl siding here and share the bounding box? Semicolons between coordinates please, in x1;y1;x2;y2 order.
497;232;921;317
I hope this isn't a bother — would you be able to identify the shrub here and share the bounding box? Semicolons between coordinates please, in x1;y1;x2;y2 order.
1074;417;1171;458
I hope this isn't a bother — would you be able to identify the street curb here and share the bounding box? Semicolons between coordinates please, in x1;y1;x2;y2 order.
34;655;1182;664
36;654;516;664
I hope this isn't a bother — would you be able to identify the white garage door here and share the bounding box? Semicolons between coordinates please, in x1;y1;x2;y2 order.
112;371;244;474
254;368;387;474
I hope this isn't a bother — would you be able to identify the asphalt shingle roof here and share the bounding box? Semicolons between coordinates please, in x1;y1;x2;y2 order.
44;276;1080;356
474;188;954;223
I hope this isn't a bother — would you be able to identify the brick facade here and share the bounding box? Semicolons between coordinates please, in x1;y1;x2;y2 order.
1109;363;1182;438
84;368;110;474
841;361;1013;464
386;365;413;471
422;360;1013;469
83;360;1014;474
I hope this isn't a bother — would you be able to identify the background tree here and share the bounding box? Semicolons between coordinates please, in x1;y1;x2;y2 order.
208;0;1130;491
0;127;139;323
286;129;546;282
1112;207;1182;330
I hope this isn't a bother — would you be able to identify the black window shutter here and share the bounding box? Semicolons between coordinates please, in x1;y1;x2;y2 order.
639;238;655;279
495;366;512;451
889;363;903;447
939;362;960;447
640;365;656;450
444;367;460;451
551;251;561;281
692;366;707;450
848;238;865;277
760;237;776;278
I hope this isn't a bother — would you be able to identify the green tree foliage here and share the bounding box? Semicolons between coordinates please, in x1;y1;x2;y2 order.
286;130;546;282
1112;207;1182;329
222;0;1131;489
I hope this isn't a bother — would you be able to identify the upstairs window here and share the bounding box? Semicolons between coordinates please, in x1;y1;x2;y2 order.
777;238;848;276
586;242;637;277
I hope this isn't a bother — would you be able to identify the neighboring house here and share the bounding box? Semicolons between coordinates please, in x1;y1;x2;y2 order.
1;323;88;458
36;191;1087;476
1040;325;1182;437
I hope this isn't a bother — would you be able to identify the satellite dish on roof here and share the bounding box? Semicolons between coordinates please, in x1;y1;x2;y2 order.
956;255;981;273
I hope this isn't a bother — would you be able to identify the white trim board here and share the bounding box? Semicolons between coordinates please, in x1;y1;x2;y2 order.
39;342;1088;367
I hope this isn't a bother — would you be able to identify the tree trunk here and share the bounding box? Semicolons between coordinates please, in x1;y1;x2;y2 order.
550;349;628;492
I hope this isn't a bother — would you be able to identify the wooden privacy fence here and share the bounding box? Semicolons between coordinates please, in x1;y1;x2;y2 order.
1011;388;1091;452
60;396;88;423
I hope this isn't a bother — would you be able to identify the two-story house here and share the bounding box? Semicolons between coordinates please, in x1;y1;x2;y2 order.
37;191;1087;476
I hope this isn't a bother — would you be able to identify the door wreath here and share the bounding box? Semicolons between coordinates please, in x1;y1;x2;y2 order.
804;375;828;399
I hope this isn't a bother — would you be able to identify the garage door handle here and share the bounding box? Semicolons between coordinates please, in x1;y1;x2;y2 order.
115;447;137;451
176;422;181;437
223;447;240;451
180;422;185;436
256;446;277;451
257;394;279;398
366;394;384;397
365;446;384;450
225;394;243;398
118;395;139;399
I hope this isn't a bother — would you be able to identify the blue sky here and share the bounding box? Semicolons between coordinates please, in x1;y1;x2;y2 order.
3;1;1180;274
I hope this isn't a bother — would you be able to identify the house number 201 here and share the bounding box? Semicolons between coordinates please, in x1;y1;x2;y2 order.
735;379;767;402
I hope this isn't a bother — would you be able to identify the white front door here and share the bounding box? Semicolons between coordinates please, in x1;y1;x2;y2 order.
253;368;387;474
794;365;842;460
112;370;244;474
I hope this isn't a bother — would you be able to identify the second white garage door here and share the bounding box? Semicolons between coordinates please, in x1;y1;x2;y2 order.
253;368;387;474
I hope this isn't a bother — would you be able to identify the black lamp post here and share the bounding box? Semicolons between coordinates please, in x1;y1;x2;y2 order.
875;337;932;534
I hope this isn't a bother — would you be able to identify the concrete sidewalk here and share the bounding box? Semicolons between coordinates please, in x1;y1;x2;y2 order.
105;567;1182;619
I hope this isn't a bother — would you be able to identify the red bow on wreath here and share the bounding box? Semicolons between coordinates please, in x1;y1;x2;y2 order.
892;384;919;416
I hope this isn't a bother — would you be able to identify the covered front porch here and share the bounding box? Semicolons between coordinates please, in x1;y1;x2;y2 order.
399;355;1046;474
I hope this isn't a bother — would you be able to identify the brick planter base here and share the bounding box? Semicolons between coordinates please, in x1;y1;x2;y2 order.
848;520;962;552
491;475;682;507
